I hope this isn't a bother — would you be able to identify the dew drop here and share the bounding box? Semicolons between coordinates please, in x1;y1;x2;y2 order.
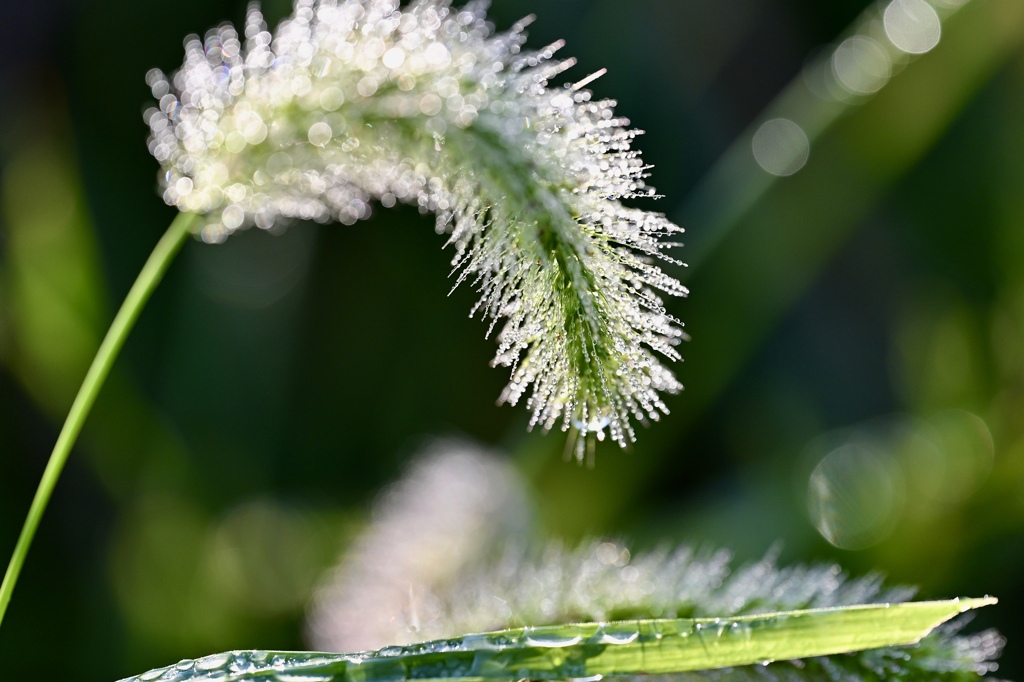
254;208;275;230
225;131;247;153
357;76;379;97
319;87;345;111
382;47;406;69
420;93;443;116
312;56;331;78
196;653;233;672
523;631;583;648
308;121;333;146
139;667;169;681
200;224;226;244
222;204;245;231
551;93;574;109
175;177;194;196
592;625;639;645
341;135;360;152
729;621;753;643
424;42;450;67
481;633;514;651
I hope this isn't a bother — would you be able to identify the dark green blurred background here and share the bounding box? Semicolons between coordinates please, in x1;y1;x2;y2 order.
3;0;1024;679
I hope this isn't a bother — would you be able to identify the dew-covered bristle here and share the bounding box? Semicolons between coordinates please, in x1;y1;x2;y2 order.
147;0;687;455
306;440;532;654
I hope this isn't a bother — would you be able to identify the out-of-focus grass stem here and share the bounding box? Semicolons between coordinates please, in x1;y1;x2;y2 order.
679;0;972;273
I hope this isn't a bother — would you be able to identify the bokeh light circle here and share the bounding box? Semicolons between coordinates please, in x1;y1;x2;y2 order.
752;118;810;176
884;0;941;54
832;36;892;95
808;443;905;550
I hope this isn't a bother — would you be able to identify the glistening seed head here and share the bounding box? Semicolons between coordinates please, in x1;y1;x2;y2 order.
146;0;688;458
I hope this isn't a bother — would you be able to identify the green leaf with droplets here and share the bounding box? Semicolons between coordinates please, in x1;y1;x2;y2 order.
120;597;996;682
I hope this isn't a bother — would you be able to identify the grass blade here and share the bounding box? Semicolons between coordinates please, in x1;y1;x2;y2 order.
120;597;995;682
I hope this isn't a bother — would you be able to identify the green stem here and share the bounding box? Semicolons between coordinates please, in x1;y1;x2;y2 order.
0;210;198;629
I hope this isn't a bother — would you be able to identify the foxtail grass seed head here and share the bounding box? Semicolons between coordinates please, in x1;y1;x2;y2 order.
146;0;688;458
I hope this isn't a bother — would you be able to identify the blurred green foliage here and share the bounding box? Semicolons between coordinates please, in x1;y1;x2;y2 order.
2;0;1024;680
